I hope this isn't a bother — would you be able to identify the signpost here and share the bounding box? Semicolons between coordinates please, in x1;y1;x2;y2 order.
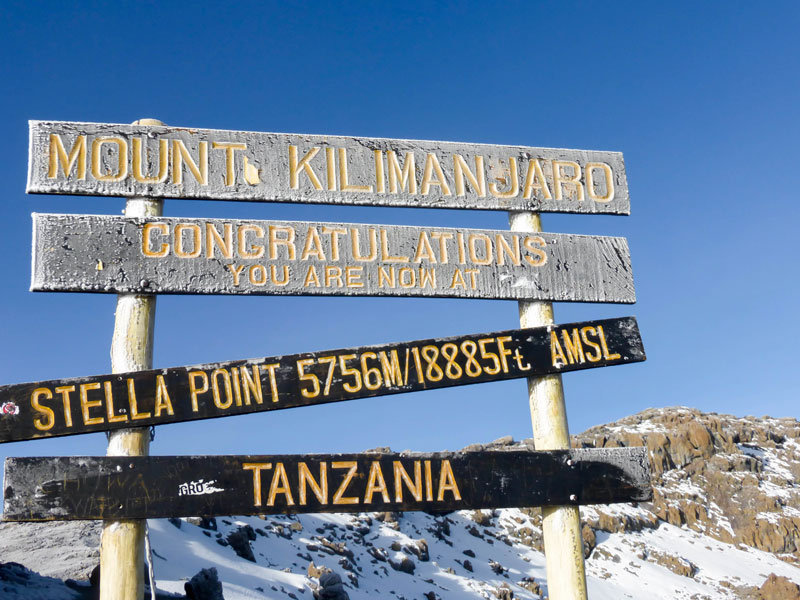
28;121;629;215
3;448;651;521
9;118;648;600
31;214;635;303
0;317;645;444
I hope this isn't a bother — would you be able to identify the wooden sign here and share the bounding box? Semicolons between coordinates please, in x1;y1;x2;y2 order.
0;317;644;444
27;121;629;215
31;214;635;303
3;447;651;521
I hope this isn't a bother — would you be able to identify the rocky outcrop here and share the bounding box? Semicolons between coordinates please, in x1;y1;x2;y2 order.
185;567;225;600
573;407;800;565
758;573;800;600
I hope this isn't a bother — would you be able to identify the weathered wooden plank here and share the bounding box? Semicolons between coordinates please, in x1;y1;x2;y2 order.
2;448;651;521
27;121;629;214
31;214;635;302
0;317;645;444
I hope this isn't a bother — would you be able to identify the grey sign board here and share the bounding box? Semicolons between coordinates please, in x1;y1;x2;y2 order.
31;214;635;303
28;121;629;214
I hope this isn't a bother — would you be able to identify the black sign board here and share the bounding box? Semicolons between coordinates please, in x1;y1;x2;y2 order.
3;448;651;521
0;317;645;444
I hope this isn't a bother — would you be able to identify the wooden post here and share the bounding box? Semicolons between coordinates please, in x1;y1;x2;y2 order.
509;211;588;600
98;118;164;600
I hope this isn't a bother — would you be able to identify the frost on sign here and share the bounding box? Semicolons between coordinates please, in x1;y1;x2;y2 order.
31;214;636;303
28;121;629;214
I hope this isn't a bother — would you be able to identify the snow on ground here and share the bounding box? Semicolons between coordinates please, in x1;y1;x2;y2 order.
587;521;800;600
141;507;800;600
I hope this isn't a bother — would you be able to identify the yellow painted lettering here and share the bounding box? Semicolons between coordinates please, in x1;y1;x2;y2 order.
420;153;451;195
104;381;128;424
79;382;104;426
394;461;423;502
380;229;409;263
48;134;86;179
127;378;151;420
379;350;403;387
586;162;615;202
338;147;372;192
260;363;280;403
171;139;208;185
351;228;378;262
212;141;247;186
240;365;264;405
269;226;296;260
31;388;55;431
175;223;202;258
211;369;233;410
364;461;390;503
580;326;602;362
332;461;359;505
301;227;326;261
188;371;208;412
243;462;272;506
522;158;552;200
437;460;462;501
206;222;233;259
91;137;128;182
321;227;346;261
142;223;169;257
267;462;295;506
237;224;265;259
552;160;584;201
154;375;174;417
550;331;567;367
598;325;621;360
298;462;328;505
412;232;437;263
488;157;519;198
387;150;417;194
522;236;547;266
561;328;585;365
345;266;363;287
54;385;75;428
289;145;322;190
132;137;168;183
453;154;486;196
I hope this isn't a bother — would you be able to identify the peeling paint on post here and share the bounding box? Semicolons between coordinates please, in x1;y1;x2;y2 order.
28;121;629;215
2;448;652;521
31;214;635;303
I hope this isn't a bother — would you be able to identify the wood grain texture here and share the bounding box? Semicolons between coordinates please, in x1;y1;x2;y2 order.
3;448;652;521
28;121;629;215
31;214;636;303
0;317;645;444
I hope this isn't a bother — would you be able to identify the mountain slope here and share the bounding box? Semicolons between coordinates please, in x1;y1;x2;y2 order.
2;407;800;599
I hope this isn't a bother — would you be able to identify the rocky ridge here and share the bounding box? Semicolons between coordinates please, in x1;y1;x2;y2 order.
572;406;800;567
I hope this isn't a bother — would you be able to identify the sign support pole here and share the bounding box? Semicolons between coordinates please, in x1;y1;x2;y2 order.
510;211;588;600
98;118;164;600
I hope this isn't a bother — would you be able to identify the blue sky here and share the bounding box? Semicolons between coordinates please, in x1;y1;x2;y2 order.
0;1;798;470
